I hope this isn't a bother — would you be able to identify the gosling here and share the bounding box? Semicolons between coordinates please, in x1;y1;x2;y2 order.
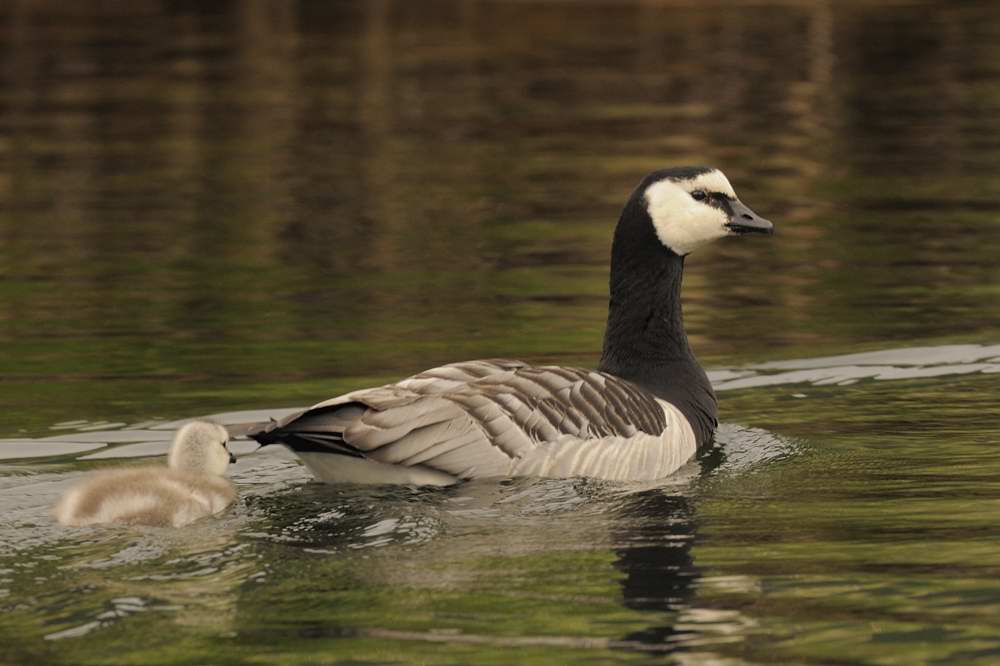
54;421;237;528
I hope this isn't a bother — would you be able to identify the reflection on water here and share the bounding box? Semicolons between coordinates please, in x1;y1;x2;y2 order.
3;0;1000;663
0;346;922;662
0;396;793;658
4;0;1000;435
614;490;700;648
2;361;1000;663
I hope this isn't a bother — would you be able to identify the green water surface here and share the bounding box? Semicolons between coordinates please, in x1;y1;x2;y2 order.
2;1;1000;664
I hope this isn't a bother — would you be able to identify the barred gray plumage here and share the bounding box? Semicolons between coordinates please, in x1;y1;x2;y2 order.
252;360;674;481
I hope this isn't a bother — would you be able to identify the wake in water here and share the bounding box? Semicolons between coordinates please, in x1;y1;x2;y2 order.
708;343;1000;390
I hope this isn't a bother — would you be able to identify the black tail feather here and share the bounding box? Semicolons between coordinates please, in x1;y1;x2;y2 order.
248;421;366;459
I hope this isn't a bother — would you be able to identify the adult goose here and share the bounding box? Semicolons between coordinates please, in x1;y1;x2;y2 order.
248;167;773;485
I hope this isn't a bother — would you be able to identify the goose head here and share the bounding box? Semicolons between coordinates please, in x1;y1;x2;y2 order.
168;421;234;476
639;166;773;256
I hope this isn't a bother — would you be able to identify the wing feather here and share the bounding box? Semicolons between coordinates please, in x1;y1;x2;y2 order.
376;419;472;465
345;398;458;450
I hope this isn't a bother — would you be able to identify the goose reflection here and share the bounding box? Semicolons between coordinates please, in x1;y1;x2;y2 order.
222;423;792;656
610;424;790;653
613;486;701;648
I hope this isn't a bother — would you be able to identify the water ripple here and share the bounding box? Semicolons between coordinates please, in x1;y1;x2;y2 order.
711;343;1000;391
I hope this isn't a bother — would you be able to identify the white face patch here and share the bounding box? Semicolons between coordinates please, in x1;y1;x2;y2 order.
644;169;738;255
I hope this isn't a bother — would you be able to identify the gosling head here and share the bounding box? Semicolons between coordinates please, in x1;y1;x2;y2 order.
635;166;773;256
168;421;234;477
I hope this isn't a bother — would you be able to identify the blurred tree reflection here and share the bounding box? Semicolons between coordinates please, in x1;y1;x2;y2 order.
1;0;1000;430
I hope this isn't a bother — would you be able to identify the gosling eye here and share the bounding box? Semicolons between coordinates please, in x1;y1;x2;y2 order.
690;190;707;202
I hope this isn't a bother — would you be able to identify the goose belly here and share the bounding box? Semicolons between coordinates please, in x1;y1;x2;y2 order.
296;452;460;486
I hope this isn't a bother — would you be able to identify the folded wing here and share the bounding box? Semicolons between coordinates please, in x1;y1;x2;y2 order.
249;360;690;481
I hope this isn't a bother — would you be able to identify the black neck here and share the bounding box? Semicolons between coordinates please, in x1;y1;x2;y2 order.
600;250;691;366
597;193;717;447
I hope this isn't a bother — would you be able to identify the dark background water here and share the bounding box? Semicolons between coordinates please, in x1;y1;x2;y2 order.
2;1;1000;664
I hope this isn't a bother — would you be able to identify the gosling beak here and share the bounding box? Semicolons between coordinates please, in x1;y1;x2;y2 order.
228;450;237;464
726;200;774;235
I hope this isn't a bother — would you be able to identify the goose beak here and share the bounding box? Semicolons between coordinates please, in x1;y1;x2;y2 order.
725;200;774;235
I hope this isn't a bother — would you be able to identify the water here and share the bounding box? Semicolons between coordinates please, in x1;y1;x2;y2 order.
3;0;1000;663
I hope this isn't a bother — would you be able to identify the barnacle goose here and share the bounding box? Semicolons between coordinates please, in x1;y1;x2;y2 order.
248;167;773;485
55;421;237;527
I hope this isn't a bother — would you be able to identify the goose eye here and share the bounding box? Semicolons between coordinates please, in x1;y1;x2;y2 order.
691;190;707;201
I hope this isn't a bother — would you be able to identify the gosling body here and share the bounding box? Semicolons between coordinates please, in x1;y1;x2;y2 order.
54;421;236;528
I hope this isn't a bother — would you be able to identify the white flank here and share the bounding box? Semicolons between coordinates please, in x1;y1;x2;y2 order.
508;399;697;482
297;452;459;486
